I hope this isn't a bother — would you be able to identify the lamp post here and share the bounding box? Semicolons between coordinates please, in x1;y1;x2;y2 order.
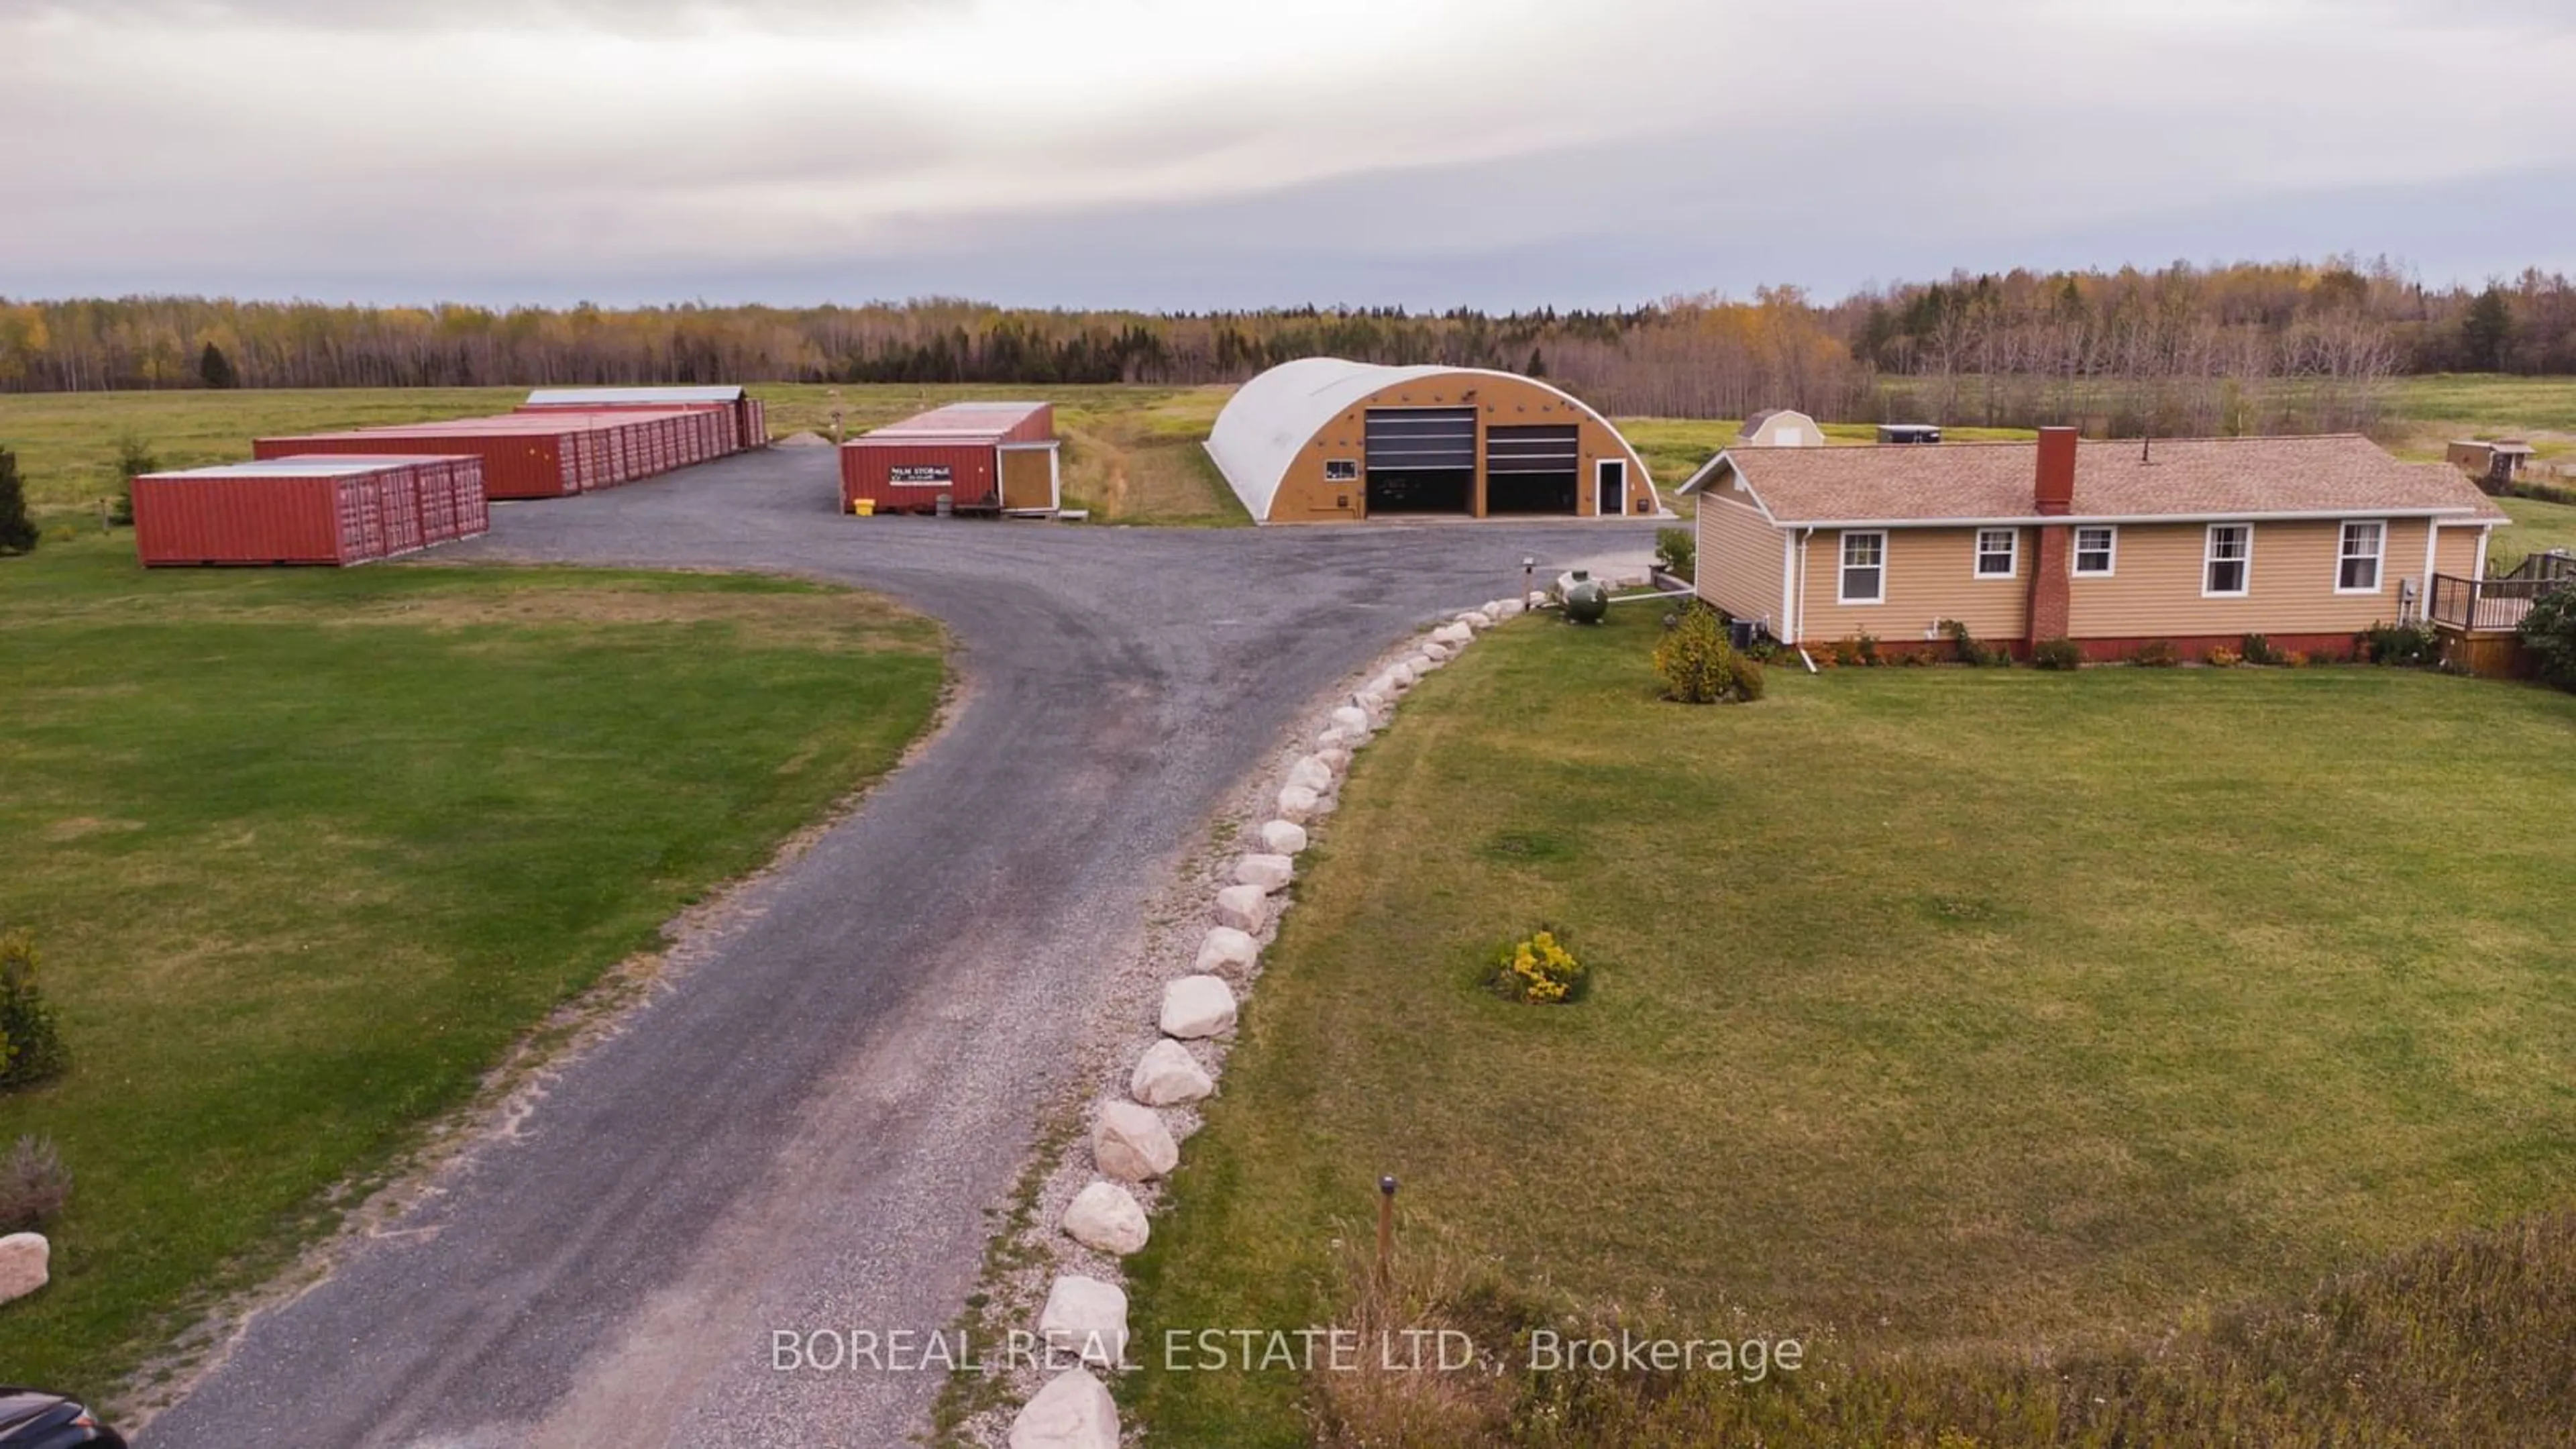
1521;556;1536;604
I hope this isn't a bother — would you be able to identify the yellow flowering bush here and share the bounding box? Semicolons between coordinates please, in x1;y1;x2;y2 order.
1491;928;1587;1005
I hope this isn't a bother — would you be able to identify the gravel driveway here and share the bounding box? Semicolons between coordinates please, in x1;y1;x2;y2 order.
142;448;1658;1448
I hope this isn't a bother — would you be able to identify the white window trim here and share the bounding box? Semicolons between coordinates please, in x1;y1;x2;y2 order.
2335;518;2387;595
2202;523;2253;599
2072;525;2118;578
1324;458;1358;482
1838;530;1887;606
1972;528;2018;580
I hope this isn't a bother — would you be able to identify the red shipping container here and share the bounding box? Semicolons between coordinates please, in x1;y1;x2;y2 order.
132;455;476;567
259;424;578;499
841;402;1055;515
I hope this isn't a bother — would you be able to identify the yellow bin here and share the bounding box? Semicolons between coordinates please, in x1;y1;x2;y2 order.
851;498;876;517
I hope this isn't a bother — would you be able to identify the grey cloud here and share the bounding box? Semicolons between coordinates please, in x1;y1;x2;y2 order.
0;0;952;32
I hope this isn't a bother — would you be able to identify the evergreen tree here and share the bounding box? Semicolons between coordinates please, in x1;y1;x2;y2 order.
1525;346;1547;379
0;450;34;555
199;340;237;388
2462;284;2514;372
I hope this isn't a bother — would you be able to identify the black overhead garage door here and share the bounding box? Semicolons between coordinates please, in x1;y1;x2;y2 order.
1485;424;1579;515
1364;407;1477;514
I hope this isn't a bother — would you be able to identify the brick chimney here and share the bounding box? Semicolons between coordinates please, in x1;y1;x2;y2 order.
2026;427;2078;650
2035;427;2078;515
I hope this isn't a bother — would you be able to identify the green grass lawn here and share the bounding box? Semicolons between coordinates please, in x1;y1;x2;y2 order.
2387;374;2576;434
1126;607;2576;1444
0;537;944;1400
2496;495;2576;569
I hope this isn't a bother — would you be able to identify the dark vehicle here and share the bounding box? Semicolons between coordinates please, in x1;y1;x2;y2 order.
0;1389;125;1449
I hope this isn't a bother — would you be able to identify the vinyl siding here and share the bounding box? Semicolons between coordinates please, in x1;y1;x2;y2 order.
2432;524;2485;580
1798;527;2029;645
2065;518;2431;637
1695;488;1785;627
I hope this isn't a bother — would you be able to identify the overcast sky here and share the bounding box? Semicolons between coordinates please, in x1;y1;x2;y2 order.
5;0;2571;310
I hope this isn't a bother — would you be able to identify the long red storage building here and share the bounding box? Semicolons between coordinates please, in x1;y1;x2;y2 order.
521;386;767;451
255;406;737;499
132;455;488;568
841;402;1059;515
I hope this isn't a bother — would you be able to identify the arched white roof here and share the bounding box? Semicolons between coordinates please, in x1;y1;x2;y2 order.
1205;358;1652;522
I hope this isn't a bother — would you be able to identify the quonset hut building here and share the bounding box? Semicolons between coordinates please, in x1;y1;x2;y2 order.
1205;359;1660;524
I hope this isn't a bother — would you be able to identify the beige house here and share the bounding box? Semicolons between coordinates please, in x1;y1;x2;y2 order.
1694;430;2510;661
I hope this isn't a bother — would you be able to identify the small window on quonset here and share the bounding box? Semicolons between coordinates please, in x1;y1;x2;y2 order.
1324;459;1358;482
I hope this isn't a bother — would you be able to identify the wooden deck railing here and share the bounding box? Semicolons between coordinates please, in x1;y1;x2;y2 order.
2430;566;2571;633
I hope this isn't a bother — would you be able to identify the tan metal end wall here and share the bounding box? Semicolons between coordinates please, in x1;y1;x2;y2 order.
1263;372;1653;523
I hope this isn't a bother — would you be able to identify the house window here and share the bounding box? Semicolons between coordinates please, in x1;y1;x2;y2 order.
2338;520;2385;592
2204;523;2252;597
1974;529;2018;578
1324;459;1358;482
1839;531;1885;604
2073;526;2116;577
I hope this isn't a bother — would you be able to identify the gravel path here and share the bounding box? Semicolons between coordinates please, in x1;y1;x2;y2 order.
141;449;1656;1448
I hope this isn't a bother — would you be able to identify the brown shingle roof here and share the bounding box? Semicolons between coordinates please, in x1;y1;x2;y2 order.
1726;435;2510;526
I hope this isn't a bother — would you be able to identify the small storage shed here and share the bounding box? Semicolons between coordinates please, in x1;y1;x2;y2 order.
1736;409;1823;447
840;402;1060;516
132;455;488;567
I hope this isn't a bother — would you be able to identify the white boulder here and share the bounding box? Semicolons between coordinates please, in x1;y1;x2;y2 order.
1039;1275;1131;1367
1131;1038;1216;1106
1330;705;1371;735
1234;853;1295;892
1275;786;1320;823
1285;755;1335;794
1010;1369;1120;1449
1389;662;1418;687
1259;819;1308;855
1493;598;1525;619
1527;590;1550;608
1432;622;1474;646
1212;883;1269;932
1354;689;1387;714
1318;746;1352;771
0;1235;46;1305
1061;1181;1150;1255
1458;610;1494;630
1196;924;1260;973
1161;973;1240;1038
1093;1101;1179;1181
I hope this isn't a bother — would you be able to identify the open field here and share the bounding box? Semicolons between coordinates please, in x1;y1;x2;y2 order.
0;537;943;1397
1125;608;2576;1444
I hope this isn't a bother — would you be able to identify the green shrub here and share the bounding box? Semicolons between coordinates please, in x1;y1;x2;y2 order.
1856;631;1882;667
1488;928;1587;1005
0;1136;70;1232
1654;526;1695;582
2360;621;2441;667
2032;637;2083;671
1940;618;2009;667
2519;588;2576;692
1652;605;1760;703
0;931;70;1091
111;433;157;527
0;449;34;555
2240;633;2284;666
2130;639;2182;668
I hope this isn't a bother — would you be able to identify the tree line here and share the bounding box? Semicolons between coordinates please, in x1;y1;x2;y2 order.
3;260;2569;431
